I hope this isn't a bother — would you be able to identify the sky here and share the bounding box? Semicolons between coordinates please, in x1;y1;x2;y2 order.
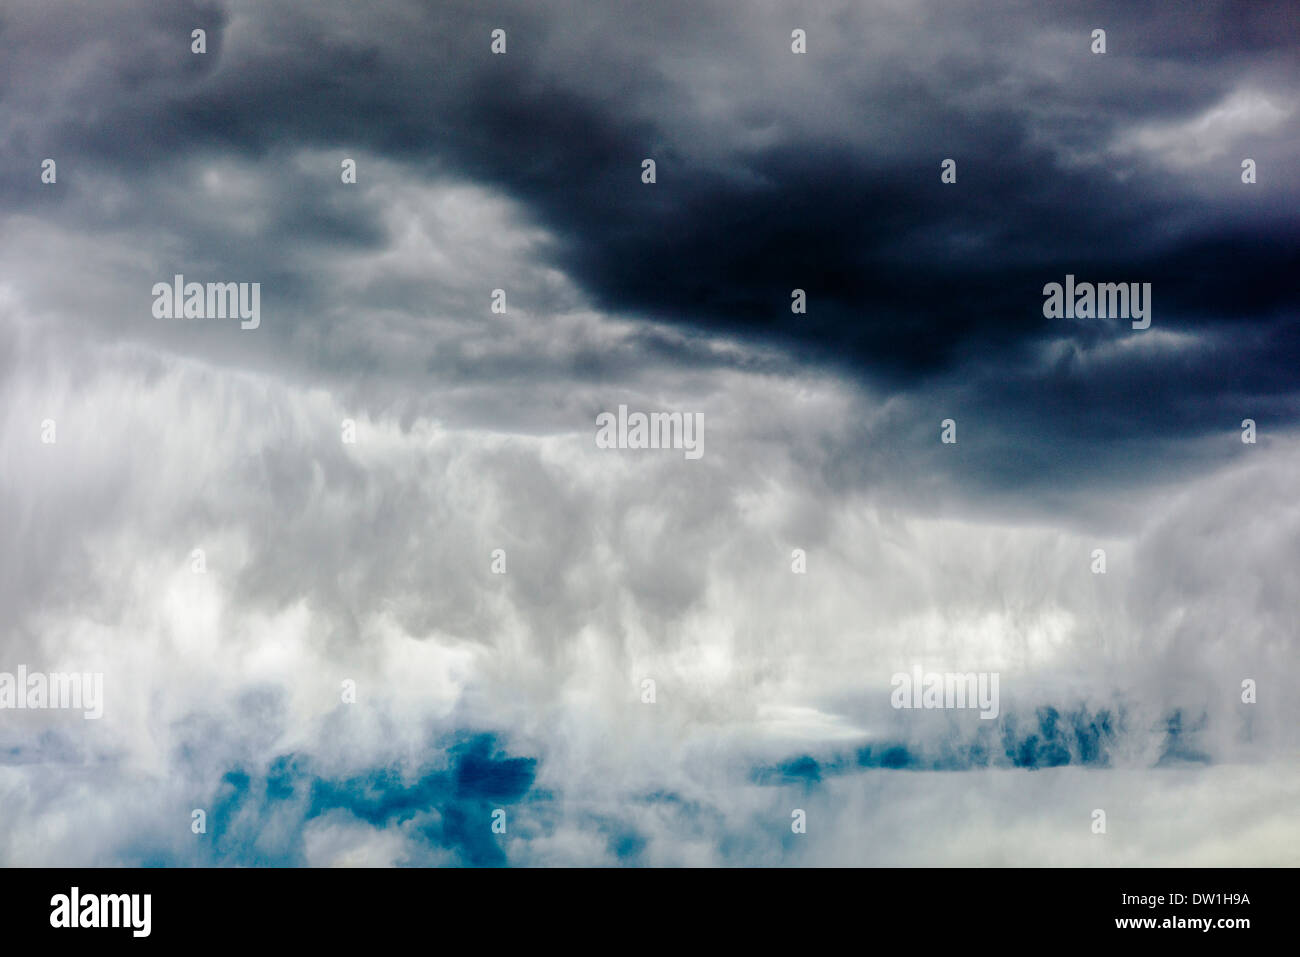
1;0;1297;866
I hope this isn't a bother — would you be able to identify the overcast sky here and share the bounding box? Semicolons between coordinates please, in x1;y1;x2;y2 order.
1;0;1297;866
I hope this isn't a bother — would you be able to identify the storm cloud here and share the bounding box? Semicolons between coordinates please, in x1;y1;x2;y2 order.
0;0;1297;866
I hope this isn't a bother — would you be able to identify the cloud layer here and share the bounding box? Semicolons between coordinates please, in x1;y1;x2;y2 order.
1;0;1296;866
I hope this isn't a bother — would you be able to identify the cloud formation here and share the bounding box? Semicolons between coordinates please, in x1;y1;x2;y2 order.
0;0;1296;866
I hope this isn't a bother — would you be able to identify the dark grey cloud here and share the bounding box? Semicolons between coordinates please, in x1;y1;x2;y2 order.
2;0;1296;500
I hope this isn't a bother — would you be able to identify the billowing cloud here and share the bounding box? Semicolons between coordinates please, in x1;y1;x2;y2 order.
0;0;1296;866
